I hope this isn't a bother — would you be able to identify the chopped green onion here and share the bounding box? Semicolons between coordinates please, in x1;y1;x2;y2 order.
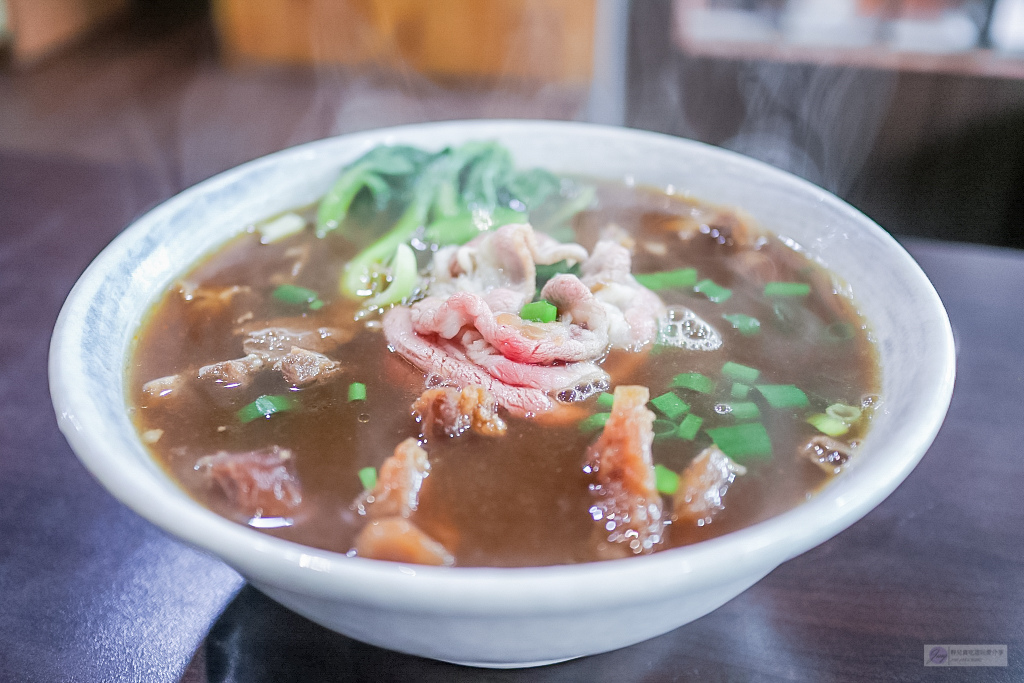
764;282;811;297
826;403;862;423
721;361;760;384
596;392;615;409
676;414;703;440
726;402;761;420
730;383;751;399
706;423;772;459
756;384;809;409
722;313;760;336
653;419;677;439
273;284;323;310
694;278;732;303
348;382;367;402
634;268;698;291
237;394;294;423
535;260;582;292
580;412;611;433
670;372;715;394
650;392;690;420
807;413;850;437
357;466;377;491
654;464;680;495
520;299;558;324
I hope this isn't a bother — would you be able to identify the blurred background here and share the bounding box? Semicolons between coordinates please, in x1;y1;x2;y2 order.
2;0;1023;248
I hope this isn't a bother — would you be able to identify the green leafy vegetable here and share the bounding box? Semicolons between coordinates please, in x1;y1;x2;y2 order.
535;260;582;292
363;243;419;309
272;284;324;310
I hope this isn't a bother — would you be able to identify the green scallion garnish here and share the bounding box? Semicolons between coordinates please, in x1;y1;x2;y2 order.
670;372;715;394
348;382;367;402
520;299;558;323
730;383;751;399
634;268;698;291
807;413;850;437
273;283;324;310
721;361;760;384
722;313;760;336
237;394;294;423
650;392;690;420
357;466;377;490
653;419;677;439
654;464;680;495
580;412;611;433
726;401;761;420
755;384;809;409
596;392;615;408
706;422;772;459
694;278;732;303
676;413;703;440
826;403;862;423
764;281;811;297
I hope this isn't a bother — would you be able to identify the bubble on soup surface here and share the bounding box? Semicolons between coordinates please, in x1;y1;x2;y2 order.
657;307;723;351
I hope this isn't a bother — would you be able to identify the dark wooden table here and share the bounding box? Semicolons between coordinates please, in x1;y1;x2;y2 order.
2;148;1021;682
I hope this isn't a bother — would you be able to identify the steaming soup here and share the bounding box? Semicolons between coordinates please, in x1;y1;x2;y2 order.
129;143;878;567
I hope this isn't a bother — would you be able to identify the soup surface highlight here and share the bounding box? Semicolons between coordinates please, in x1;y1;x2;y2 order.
130;146;879;568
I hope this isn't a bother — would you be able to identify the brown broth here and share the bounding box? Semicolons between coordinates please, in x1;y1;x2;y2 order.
128;182;879;566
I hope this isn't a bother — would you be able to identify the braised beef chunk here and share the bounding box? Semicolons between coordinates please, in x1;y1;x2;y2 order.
354;517;455;566
357;438;430;519
195;446;301;519
673;446;747;526
197;354;265;389
412;385;507;440
242;318;352;362
142;374;183;398
279;347;341;386
803;436;854;475
583;386;665;558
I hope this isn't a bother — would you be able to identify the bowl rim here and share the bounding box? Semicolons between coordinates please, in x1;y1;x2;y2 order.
49;119;956;615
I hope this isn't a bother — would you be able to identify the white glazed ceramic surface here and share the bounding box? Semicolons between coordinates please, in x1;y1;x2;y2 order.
49;121;955;667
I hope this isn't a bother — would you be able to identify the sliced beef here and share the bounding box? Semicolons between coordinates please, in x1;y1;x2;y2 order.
356;438;430;519
413;385;507;439
583;385;664;558
672;446;747;525
383;306;604;417
197;354;265;389
428;223;588;307
279;347;342;386
195;446;301;519
353;517;455;566
410;291;608;365
581;241;665;349
803;435;854;475
242;319;351;363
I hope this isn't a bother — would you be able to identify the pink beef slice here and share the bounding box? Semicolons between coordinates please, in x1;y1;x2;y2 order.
584;385;665;558
195;446;301;518
357;438;431;519
383;306;608;417
672;446;747;525
412;385;507;440
410;291;608;364
428;223;588;309
581;240;666;349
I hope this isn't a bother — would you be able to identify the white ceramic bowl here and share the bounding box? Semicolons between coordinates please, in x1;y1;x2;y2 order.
49;121;955;668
